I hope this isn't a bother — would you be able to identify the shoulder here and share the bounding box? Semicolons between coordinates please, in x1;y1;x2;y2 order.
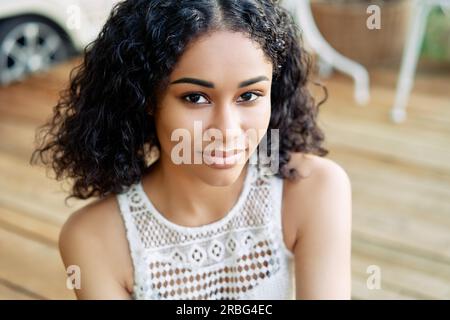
281;152;352;241
60;195;117;244
285;152;351;187
58;194;134;298
281;152;353;299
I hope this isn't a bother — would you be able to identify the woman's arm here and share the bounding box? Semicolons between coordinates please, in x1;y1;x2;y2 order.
58;206;132;299
285;154;352;299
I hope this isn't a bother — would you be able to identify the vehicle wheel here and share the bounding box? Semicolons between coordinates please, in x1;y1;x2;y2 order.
0;17;71;85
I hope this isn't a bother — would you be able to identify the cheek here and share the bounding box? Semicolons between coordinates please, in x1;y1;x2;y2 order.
253;98;271;127
154;99;204;151
260;101;272;129
242;102;272;150
157;107;188;136
154;99;182;149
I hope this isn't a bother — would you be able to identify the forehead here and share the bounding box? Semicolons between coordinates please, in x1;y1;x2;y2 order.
169;30;273;83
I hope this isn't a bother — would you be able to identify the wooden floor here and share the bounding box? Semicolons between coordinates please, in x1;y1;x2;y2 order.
0;58;449;299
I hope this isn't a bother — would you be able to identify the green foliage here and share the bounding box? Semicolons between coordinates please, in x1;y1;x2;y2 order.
421;7;450;62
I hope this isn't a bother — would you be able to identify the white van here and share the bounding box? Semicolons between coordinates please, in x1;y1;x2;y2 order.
0;0;118;85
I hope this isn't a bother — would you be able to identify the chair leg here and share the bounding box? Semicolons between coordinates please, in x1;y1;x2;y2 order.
317;56;334;78
391;1;432;123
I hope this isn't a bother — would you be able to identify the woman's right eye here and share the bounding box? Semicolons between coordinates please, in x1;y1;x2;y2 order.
182;93;210;105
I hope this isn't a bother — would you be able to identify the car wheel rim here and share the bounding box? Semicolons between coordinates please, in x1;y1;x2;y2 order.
0;21;67;84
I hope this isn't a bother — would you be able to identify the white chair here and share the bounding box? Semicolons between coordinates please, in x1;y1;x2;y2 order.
391;0;450;123
282;0;371;106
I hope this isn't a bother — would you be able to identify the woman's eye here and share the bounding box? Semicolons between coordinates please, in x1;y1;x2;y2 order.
237;92;262;103
183;93;209;105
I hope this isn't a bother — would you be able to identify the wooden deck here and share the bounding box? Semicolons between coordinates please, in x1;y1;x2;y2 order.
0;58;449;299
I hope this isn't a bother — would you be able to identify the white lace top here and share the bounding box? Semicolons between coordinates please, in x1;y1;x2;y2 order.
116;161;296;300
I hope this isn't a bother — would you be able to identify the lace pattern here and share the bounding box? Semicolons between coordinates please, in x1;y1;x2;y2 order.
117;162;295;300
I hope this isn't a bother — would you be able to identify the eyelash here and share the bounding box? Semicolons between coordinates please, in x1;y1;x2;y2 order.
181;91;263;106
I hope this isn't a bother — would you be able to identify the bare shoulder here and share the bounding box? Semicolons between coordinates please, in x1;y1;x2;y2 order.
285;152;351;186
282;152;352;299
58;194;134;299
281;152;352;250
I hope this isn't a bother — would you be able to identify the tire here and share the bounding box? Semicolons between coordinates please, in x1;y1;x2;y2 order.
0;16;72;85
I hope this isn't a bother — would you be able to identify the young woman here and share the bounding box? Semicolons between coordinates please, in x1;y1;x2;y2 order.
32;0;352;300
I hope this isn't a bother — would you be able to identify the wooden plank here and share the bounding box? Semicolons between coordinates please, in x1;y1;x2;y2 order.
0;117;37;160
315;72;450;126
352;208;450;264
329;146;450;207
0;279;45;300
353;236;450;281
309;84;450;141
0;206;59;246
352;244;450;299
351;272;415;300
0;152;89;226
325;149;450;262
0;226;75;299
321;113;450;175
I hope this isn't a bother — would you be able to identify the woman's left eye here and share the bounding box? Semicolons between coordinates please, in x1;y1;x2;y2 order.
183;93;210;104
237;92;262;103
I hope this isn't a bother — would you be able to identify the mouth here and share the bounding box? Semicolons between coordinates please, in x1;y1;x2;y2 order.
209;149;247;158
199;148;249;166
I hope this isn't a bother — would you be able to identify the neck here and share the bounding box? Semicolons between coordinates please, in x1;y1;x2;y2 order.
141;152;249;227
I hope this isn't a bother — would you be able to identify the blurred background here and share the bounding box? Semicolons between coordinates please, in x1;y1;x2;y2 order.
0;0;449;299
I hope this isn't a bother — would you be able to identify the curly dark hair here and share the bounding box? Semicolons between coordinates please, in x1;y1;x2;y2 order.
31;0;328;200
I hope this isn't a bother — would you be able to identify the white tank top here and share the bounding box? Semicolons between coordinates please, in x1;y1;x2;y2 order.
116;160;295;300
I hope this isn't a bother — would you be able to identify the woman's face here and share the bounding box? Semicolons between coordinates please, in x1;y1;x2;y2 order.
154;30;273;186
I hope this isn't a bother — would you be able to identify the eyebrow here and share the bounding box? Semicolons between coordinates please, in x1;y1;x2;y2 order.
169;75;270;88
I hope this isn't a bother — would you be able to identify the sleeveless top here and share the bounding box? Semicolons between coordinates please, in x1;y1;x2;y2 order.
116;159;296;300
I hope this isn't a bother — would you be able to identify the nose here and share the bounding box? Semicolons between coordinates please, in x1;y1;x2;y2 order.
206;103;245;149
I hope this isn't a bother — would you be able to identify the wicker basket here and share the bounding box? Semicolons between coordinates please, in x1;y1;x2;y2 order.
311;0;412;67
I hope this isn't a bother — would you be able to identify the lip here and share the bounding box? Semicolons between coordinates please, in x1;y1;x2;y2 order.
211;149;246;157
200;148;248;169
